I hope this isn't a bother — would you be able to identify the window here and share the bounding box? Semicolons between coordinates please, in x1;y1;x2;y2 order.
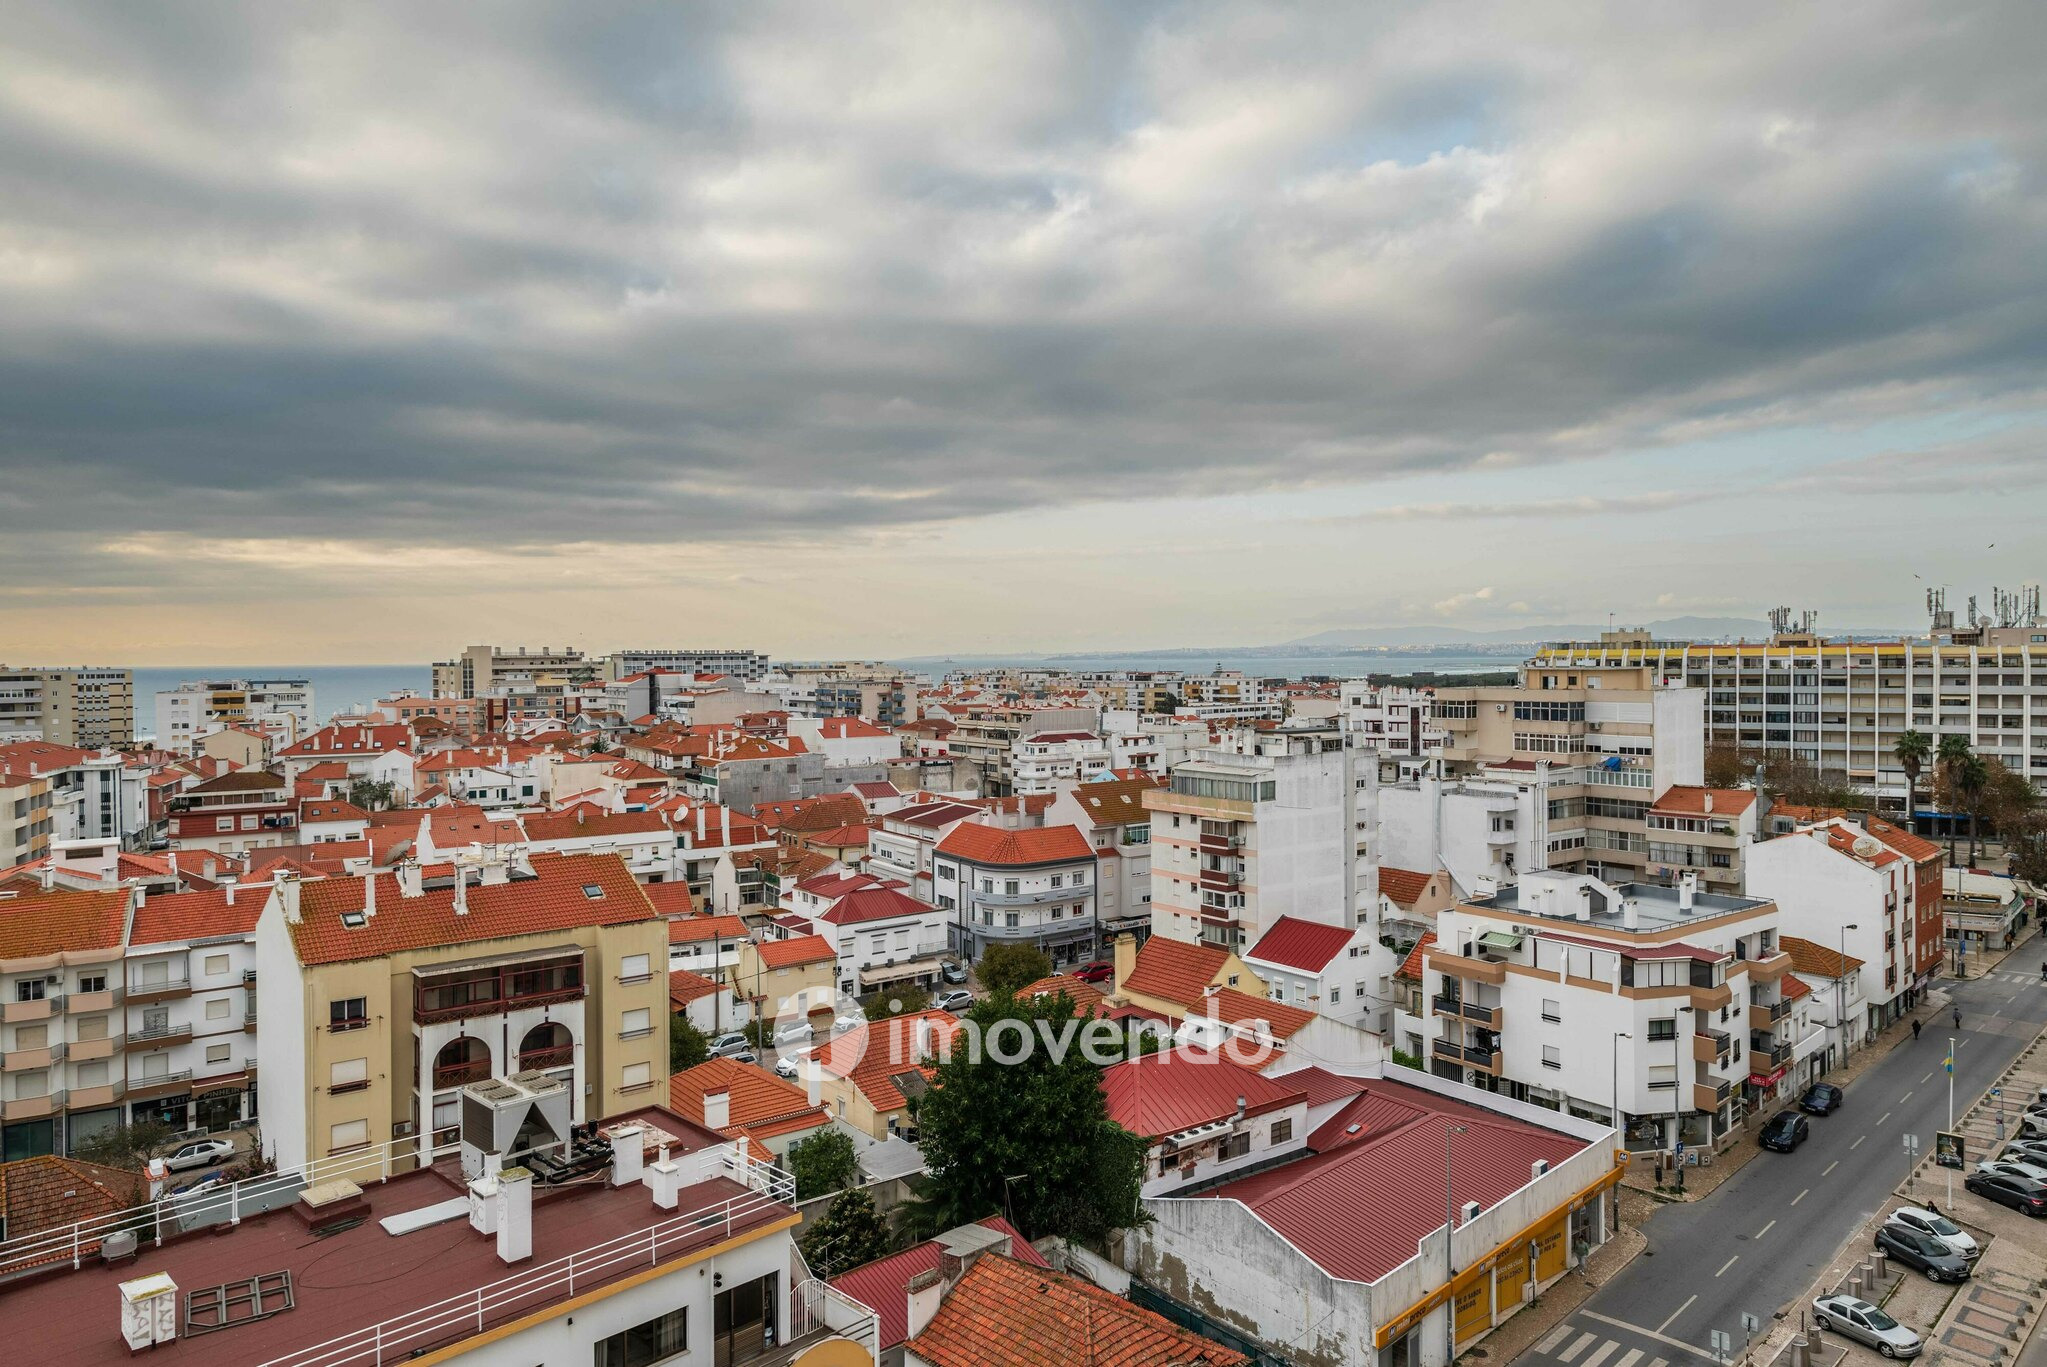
1004;880;1019;895
1219;1131;1251;1160
1542;1045;1561;1070
1005;912;1019;928
206;1043;232;1064
936;863;956;880
14;980;44;1003
621;1008;652;1039
1270;1118;1293;1144
329;1119;369;1152
78;972;107;994
206;997;231;1020
215;816;234;832
621;1061;653;1090
16;1023;47;1049
1542;998;1561;1022
330;1058;368;1093
74;1015;108;1041
1647;1018;1677;1041
240;814;258;830
329;998;368;1031
204;954;229;976
1329;986;1341;1002
593;1306;687;1367
1073;869;1087;885
1050;874;1064;889
77;1060;109;1087
619;953;651;983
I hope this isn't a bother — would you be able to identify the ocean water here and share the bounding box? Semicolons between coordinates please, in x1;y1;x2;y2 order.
131;665;432;731
887;650;1517;679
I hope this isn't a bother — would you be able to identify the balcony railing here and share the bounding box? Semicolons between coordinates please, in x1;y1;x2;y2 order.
517;1045;575;1072
1432;996;1503;1028
126;1023;193;1050
431;1059;493;1090
1693;1030;1730;1064
1693;1079;1734;1112
1431;1039;1501;1072
414;983;585;1026
0;1090;65;1121
126;1070;194;1100
126;974;193;1004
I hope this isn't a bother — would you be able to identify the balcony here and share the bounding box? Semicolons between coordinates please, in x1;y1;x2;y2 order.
1693;1079;1733;1112
1747;1000;1791;1032
1428;950;1507;985
127;973;192;1005
3;1043;65;1071
1687;981;1733;1012
70;987;122;1012
971;883;1089;908
69;1035;116;1062
1693;1030;1730;1064
1748;1042;1794;1075
2;997;57;1024
126;1070;194;1101
431;1058;493;1090
518;1044;576;1072
0;1091;64;1121
68;1080;125;1108
1741;951;1793;980
126;1023;194;1051
1432;1039;1502;1075
1432;995;1503;1029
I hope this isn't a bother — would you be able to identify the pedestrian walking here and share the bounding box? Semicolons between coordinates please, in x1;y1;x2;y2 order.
1953;1005;1962;1029
1913;1018;1922;1041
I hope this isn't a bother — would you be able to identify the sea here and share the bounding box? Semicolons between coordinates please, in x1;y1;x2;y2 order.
131;665;433;730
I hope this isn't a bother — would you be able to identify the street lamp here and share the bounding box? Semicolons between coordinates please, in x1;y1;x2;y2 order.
1612;1032;1632;1231
1445;1122;1469;1364
1838;924;1858;1070
1672;1005;1694;1191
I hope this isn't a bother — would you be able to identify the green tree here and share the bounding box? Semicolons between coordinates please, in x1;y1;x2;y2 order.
800;1188;893;1278
669;1015;709;1074
787;1127;861;1200
1957;754;1990;864
909;992;1148;1244
1152;691;1182;715
1702;742;1747;791
344;778;397;812
1893;730;1932;836
72;1120;177;1172
862;983;931;1021
1935;735;1975;863
976;943;1053;998
2007;812;2047;887
1976;756;2036;846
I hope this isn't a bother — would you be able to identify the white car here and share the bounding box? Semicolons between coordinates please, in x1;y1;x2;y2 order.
775;1048;815;1080
163;1138;236;1172
832;1013;864;1035
1886;1207;1979;1261
1976;1158;2047;1186
771;1020;814;1048
707;1032;752;1059
1812;1295;1922;1358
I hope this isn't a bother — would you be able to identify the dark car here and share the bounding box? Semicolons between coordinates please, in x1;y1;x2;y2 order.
1760;1112;1810;1152
1874;1224;1971;1282
1965;1170;2047;1217
1072;961;1114;985
1800;1083;1844;1115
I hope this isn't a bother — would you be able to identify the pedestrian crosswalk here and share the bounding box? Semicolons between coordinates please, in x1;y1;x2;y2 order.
1979;971;2045;987
1524;1317;1706;1367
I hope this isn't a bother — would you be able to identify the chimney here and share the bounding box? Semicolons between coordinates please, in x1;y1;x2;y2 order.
222;874;237;907
609;1126;645;1187
277;873;302;925
1621;897;1639;931
396;858;422;897
906;1268;947;1341
167;851;180;886
646;1147;685;1209
362;872;378;920
702;1089;731;1132
697;805;707;841
454;867;470;915
1677;871;1697;913
576;808;586;828
495;1165;533;1264
37;863;55;892
1235;1094;1247;1121
1702;792;1714;814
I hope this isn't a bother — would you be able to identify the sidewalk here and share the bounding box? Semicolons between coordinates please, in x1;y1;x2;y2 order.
1461;1199;1650;1364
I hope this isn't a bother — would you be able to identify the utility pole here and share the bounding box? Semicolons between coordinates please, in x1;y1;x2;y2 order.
1612;1032;1631;1232
1947;1036;1956;1208
1445;1122;1468;1364
1837;924;1858;1070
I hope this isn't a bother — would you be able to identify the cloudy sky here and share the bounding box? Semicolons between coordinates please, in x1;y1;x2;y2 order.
3;2;2043;664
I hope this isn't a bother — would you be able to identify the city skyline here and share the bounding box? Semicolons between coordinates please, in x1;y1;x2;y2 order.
2;3;2043;664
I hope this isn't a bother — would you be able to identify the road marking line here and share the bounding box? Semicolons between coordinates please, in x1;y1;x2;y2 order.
1581;1340;1622;1367
1655;1297;1698;1336
1582;1311;1699;1358
1901;1091;1913;1102
1878;1111;1892;1125
1757;1219;1777;1238
1614;1350;1644;1367
1716;1255;1739;1277
1924;1071;1936;1083
1823;1160;1840;1175
1559;1332;1597;1363
1851;1134;1866;1149
1535;1325;1574;1355
1791;1188;1808;1206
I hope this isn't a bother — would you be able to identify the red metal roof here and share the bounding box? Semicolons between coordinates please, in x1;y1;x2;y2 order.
828;1217;1047;1350
1274;1066;1372;1110
1245;916;1355;974
1100;1046;1303;1139
819;887;938;927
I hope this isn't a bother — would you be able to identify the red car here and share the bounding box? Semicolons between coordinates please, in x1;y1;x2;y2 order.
1072;961;1114;985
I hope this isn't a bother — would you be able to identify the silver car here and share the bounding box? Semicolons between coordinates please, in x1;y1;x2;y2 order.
1813;1295;1923;1358
1886;1206;1978;1261
1976;1158;2047;1186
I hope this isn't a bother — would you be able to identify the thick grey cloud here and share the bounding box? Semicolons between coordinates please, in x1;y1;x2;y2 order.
2;1;2044;578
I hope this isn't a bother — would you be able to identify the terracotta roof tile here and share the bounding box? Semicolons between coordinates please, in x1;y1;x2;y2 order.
752;933;835;969
1781;934;1865;978
522;809;669;842
130;886;263;945
1864;817;1942;864
935;822;1095;867
905;1254;1248;1367
1119;937;1228;1009
1650;785;1758;817
819;888;937;928
0;886;128;958
1394;932;1436;982
1378;865;1442;908
815;1010;962;1114
668;914;750;944
0;1155;144;1255
668;968;724;1006
1063;778;1163;829
667;1057;828;1143
1191;987;1317;1041
828;1217;1048;1351
1015;975;1106;1016
642;882;700;917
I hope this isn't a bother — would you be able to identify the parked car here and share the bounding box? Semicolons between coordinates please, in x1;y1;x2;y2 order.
940;960;970;985
1799;1083;1844;1115
708;1032;752;1059
1812;1295;1923;1358
163;1138;236;1172
1759;1112;1810;1152
771;1020;814;1048
2020;1112;2047;1140
1873;1224;1971;1282
1977;1158;2047;1186
775;1049;811;1080
1886;1207;1979;1261
1964;1169;2047;1217
726;1048;760;1066
1072;961;1115;985
934;989;975;1013
832;1013;864;1035
2001;1138;2047;1167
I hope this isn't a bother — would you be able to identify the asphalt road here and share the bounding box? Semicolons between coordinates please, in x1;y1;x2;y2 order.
1517;963;2047;1367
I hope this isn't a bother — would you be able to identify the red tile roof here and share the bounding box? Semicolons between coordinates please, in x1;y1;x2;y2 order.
1100;1046;1304;1139
286;853;657;966
279;722;410;757
904;1254;1248;1367
667;1057;828;1143
522;809;669;842
935;822;1095;867
1780;975;1812;1001
1209;1079;1588;1283
130;886;263;946
0;1155;144;1256
795;871;902;899
642;881;699;917
1378;866;1441;908
815;1010;963;1113
0;886;128;958
1016;974;1107;1016
1245;916;1355;975
1119;937;1229;1009
668;914;750;944
1189;987;1317;1041
1394;932;1436;982
1782;935;1865;978
1062;778;1162;829
668;968;724;1007
819;887;939;928
1865;817;1942;864
828;1217;1048;1351
800;824;871;848
300;799;369;824
1650;785;1758;817
753;933;835;969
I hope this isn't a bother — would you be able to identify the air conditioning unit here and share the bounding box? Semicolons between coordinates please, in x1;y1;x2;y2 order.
392;1120;416;1137
1495;704;1509;713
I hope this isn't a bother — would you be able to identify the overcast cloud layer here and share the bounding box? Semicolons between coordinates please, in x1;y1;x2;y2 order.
2;2;2044;660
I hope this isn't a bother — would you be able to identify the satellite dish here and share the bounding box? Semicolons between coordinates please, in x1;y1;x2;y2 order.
1851;835;1883;859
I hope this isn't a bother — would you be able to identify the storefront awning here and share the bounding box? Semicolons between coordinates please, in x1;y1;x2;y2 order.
1478;930;1524;952
1748;1067;1787;1087
858;958;944;986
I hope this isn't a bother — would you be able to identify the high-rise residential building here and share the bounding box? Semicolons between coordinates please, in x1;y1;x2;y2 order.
430;643;599;699
608;647;771;683
1528;593;2047;808
153;676;315;750
0;665;134;748
1143;723;1373;952
1340;679;1447;763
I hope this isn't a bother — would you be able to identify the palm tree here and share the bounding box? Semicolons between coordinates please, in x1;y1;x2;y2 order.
1957;753;1989;866
1936;735;1974;863
1893;730;1931;836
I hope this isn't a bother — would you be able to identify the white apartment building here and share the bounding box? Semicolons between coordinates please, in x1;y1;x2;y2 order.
1099;710;1211;774
1143;726;1373;952
154;677;315;751
1008;730;1111;795
1529;601;2047;805
431;643;600;699
1044;778;1156;943
1409;871;1790;1156
1341;680;1448;762
1243;915;1376;1031
608;646;771;683
787;715;901;766
932;823;1100;967
1177;670;1283;722
122;884;263;1137
1747;820;1922;1038
807;884;953;998
865;799;983;888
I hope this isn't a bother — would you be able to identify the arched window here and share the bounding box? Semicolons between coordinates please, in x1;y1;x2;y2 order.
432;1035;491;1089
518;1022;574;1072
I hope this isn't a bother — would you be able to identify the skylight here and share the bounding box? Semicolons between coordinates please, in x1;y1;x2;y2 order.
581;884;604;900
